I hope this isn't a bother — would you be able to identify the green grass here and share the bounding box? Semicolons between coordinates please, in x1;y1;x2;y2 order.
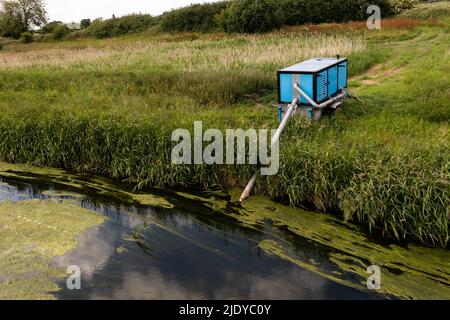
0;19;448;247
400;1;450;19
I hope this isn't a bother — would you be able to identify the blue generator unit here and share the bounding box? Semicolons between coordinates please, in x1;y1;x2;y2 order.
277;57;349;120
240;57;352;202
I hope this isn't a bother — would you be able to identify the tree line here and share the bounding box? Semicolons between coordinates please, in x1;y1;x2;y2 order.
0;0;419;43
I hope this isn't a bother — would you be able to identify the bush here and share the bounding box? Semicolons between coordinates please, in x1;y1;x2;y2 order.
80;19;92;29
390;0;418;15
52;24;69;40
161;2;229;32
221;0;284;33
87;14;156;39
0;13;24;39
0;43;3;50
19;32;33;44
41;21;64;34
280;0;393;25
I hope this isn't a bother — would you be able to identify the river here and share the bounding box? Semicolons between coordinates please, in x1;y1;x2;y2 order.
0;164;448;300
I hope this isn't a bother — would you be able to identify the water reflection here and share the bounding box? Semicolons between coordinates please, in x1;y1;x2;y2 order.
0;175;376;300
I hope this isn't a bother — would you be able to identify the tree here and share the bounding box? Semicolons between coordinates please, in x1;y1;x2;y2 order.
0;0;47;38
80;18;91;29
0;6;22;37
161;2;229;33
220;0;283;34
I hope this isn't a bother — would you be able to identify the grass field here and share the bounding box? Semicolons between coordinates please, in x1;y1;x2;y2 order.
400;1;450;19
0;9;448;247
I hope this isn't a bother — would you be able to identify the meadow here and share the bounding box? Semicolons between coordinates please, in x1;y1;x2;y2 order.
0;6;448;247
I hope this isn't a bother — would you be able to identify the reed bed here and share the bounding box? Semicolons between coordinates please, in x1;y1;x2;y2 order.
0;47;115;69
0;33;365;71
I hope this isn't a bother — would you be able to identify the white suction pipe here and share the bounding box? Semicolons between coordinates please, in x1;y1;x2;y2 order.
239;97;299;202
293;82;347;110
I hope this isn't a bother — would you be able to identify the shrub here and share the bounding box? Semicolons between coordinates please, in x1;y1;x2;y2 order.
142;24;163;36
41;21;64;34
0;13;24;39
161;2;229;32
280;0;393;25
0;43;3;50
52;24;69;40
80;19;92;29
87;14;156;39
390;0;418;15
221;0;284;33
19;32;33;44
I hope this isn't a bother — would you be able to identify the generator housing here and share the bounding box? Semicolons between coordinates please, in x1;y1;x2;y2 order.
278;57;348;106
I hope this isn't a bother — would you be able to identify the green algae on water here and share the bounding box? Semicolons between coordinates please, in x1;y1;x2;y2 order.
0;162;67;176
0;199;105;300
0;162;175;209
159;188;450;299
41;190;83;199
233;193;450;300
155;188;450;299
131;193;174;209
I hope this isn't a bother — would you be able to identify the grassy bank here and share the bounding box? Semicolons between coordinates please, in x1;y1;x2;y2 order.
0;17;448;247
400;1;450;19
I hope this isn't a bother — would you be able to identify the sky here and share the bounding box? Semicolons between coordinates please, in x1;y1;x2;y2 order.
45;0;224;23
